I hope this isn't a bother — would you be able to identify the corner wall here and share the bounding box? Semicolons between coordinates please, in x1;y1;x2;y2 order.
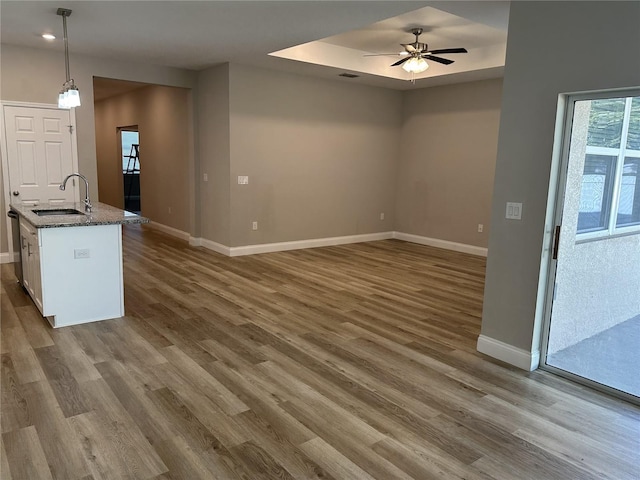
226;64;402;248
94;85;191;232
480;1;640;364
396;78;502;249
196;64;231;247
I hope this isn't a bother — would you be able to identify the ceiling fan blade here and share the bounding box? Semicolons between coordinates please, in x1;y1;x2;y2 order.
391;56;411;67
422;55;454;65
428;47;468;55
363;53;403;57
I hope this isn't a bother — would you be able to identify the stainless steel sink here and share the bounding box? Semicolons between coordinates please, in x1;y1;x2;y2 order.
32;208;85;216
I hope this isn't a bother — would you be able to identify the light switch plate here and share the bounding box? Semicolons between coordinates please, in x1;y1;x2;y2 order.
506;202;523;220
238;176;249;185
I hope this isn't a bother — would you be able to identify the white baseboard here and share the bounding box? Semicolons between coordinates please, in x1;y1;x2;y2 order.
477;334;540;371
145;221;190;241
0;252;19;264
229;231;394;257
393;232;488;257
188;230;486;259
191;237;231;256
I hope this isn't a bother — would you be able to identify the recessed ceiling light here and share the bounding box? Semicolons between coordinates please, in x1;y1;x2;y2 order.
42;33;56;40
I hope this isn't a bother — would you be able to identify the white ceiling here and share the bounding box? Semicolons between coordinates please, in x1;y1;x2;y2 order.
0;1;509;91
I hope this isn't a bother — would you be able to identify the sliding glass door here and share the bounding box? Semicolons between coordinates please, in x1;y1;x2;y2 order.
542;91;640;403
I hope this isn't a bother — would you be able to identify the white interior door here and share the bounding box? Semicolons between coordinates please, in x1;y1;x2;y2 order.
3;105;78;205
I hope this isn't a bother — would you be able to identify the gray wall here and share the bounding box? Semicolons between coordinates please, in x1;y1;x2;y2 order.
481;1;640;353
222;64;402;247
2;43;501;259
94;85;191;232
1;48;500;256
197;64;231;246
396;79;502;247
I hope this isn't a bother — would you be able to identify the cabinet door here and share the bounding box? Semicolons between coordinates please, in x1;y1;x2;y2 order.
30;233;43;313
19;220;44;313
19;221;32;293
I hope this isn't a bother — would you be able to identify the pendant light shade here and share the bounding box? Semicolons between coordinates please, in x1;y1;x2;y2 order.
57;8;81;109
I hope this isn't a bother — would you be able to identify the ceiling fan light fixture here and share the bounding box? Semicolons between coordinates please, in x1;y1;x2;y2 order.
402;57;428;74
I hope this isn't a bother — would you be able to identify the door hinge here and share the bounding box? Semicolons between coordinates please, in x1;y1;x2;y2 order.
68;125;74;134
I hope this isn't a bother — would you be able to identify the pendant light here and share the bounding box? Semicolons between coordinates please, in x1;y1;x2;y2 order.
57;8;81;109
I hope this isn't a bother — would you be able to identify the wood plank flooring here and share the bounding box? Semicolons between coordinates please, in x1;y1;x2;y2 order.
1;224;639;479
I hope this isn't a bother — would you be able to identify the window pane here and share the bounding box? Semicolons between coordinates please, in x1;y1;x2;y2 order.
616;157;640;227
626;97;640;151
577;155;616;233
586;98;625;148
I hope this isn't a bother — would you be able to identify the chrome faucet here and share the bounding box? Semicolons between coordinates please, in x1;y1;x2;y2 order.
60;173;92;212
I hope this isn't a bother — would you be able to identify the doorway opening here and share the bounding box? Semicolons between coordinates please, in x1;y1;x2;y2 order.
541;90;640;403
119;127;140;213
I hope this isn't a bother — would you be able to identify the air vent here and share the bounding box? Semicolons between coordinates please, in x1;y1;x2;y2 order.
338;73;359;78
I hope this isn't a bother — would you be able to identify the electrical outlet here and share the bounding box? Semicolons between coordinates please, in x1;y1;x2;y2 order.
168;207;172;214
380;212;385;220
238;176;249;185
74;248;90;259
203;173;208;182
252;221;258;230
477;223;484;233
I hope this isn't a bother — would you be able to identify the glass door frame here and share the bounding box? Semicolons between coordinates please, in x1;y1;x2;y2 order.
539;87;640;406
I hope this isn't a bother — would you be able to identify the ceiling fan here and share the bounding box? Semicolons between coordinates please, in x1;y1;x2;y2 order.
366;28;467;74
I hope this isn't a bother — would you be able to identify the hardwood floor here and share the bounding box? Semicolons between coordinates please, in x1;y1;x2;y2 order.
1;224;638;479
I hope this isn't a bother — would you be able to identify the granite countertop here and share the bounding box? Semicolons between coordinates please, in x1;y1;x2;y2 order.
10;201;149;229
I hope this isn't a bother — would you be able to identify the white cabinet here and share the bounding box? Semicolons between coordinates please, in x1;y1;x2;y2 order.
18;221;124;328
20;219;43;313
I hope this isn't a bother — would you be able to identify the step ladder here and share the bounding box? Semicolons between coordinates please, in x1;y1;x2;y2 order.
124;144;140;210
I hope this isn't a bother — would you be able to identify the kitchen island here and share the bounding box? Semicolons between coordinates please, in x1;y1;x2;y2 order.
10;202;148;328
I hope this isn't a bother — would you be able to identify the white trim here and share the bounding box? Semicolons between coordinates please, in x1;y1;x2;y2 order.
196;238;231;256
1;104;15;263
187;231;488;258
145;221;190;241
477;334;540;371
393;231;488;257
1;101;64;110
228;231;394;257
0;252;18;264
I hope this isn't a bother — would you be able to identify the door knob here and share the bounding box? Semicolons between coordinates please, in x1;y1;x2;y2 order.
12;191;19;196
